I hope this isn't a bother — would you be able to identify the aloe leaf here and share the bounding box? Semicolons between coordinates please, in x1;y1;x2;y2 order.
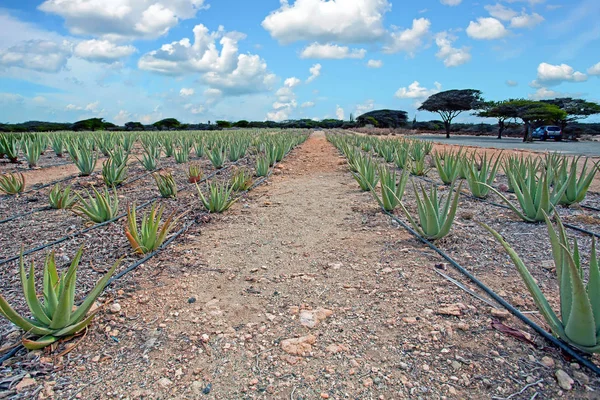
22;335;59;350
21;258;52;325
0;295;54;335
587;239;600;337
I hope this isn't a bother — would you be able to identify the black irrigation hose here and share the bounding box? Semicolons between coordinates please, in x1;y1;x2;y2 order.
0;206;52;225
582;204;600;213
381;208;600;376
22;174;77;194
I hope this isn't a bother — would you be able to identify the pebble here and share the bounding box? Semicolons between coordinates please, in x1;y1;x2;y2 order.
490;308;510;319
158;378;172;388
541;356;554;368
109;303;121;314
320;393;330;399
555;369;574;390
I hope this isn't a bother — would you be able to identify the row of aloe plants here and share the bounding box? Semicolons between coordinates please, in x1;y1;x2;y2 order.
329;132;600;355
0;131;309;350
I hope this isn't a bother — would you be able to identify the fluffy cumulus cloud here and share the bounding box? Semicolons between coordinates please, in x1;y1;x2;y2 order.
434;32;471;67
354;99;375;116
466;17;509;40
485;3;518;20
74;39;136;63
0;39;72;72
335;105;345;120
533;62;588;86
300;43;366;59
38;0;209;40
301;101;315;108
139;24;276;95
306;63;322;83
588;62;600;76
383;18;431;55
506;80;518;86
262;0;390;44
180;88;195;96
366;59;383;68
440;0;462;6
528;87;563;100
395;81;442;100
266;75;305;121
485;4;544;29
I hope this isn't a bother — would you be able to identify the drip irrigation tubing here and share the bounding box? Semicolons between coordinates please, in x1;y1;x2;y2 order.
22;174;77;194
0;161;237;266
0;140;303;366
0;206;52;225
582;204;600;213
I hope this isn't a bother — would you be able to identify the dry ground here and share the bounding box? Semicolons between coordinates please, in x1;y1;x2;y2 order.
2;132;600;399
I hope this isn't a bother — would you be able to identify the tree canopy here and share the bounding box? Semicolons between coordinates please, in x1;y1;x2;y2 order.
356;109;408;128
152;118;181;130
419;89;483;138
541;98;600;129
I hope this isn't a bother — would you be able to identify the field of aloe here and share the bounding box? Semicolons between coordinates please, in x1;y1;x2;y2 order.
328;131;600;363
0;129;308;350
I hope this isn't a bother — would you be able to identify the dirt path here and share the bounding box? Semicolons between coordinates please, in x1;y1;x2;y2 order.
47;132;596;399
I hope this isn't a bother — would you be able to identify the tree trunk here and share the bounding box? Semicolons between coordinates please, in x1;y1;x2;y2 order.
444;121;450;139
497;120;505;139
522;121;532;142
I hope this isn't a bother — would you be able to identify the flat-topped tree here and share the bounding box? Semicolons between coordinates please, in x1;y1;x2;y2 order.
541;98;600;131
476;100;511;139
418;89;483;138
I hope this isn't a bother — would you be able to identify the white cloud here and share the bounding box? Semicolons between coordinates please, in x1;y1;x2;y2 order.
0;39;72;72
284;77;301;88
485;4;518;20
306;63;322;83
395;81;442;100
66;104;82;111
466;17;509;40
506;80;518;86
114;110;131;124
139;24;276;95
39;0;209;40
301;101;315;108
589;62;600;75
354;99;375;116
510;12;544;29
533;62;588;86
383;18;431;55
440;0;462;6
434;32;471;67
74;40;136;63
528;87;562;100
180;88;195;96
184;104;205;114
85;101;100;112
262;0;390;44
336;105;345;120
300;43;366;59
367;59;383;68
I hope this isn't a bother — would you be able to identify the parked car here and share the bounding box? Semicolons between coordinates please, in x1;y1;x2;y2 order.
532;125;563;141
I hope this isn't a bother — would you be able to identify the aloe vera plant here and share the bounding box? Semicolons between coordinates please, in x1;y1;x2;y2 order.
393;145;410;169
187;163;203;183
231;168;253;191
102;158;128;187
174;146;190;163
351;154;379;191
196;181;238;213
503;154;540;193
71;145;97;176
50;135;64;157
487;164;568;222
207;146;226;169
464;153;502;198
373;165;409;211
483;212;600;353
74;186;119;223
255;155;270;177
154;172;178;198
554;157;598;205
433;150;462;185
125;203;179;255
49;184;77;209
399;181;462;240
21;137;43;168
0;247;119;349
0;134;19;163
0;172;25;194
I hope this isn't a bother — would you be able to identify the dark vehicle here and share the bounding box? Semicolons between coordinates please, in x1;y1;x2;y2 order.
532;125;562;141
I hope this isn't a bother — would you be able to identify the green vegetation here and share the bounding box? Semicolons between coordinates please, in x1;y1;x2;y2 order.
154;172;178;198
74;187;120;223
49;184;77;209
125;203;179;255
197;181;237;213
0;172;25;195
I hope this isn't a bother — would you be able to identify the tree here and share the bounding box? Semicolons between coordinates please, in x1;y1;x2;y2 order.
71;118;106;131
541;98;600;130
349;113;355;122
216;120;232;128
125;121;145;131
356;109;408;128
233;120;249;128
491;100;566;142
476;100;513;139
418;89;483;138
153;118;181;130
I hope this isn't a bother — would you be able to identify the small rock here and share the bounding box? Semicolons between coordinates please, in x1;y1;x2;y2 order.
490;308;510;319
325;344;349;354
573;371;590;385
498;184;509;192
402;317;417;324
299;307;333;328
188;297;196;304
16;377;36;392
109;303;121;314
363;378;373;387
437;304;461;317
541;356;554;368
451;361;461;370
201;334;210;343
158;378;172;388
555;369;574;390
281;335;316;356
320;393;330;399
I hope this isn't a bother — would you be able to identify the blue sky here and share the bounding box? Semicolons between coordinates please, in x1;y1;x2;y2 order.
0;0;599;125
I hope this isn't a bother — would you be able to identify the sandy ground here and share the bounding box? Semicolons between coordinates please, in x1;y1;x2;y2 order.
5;132;590;399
